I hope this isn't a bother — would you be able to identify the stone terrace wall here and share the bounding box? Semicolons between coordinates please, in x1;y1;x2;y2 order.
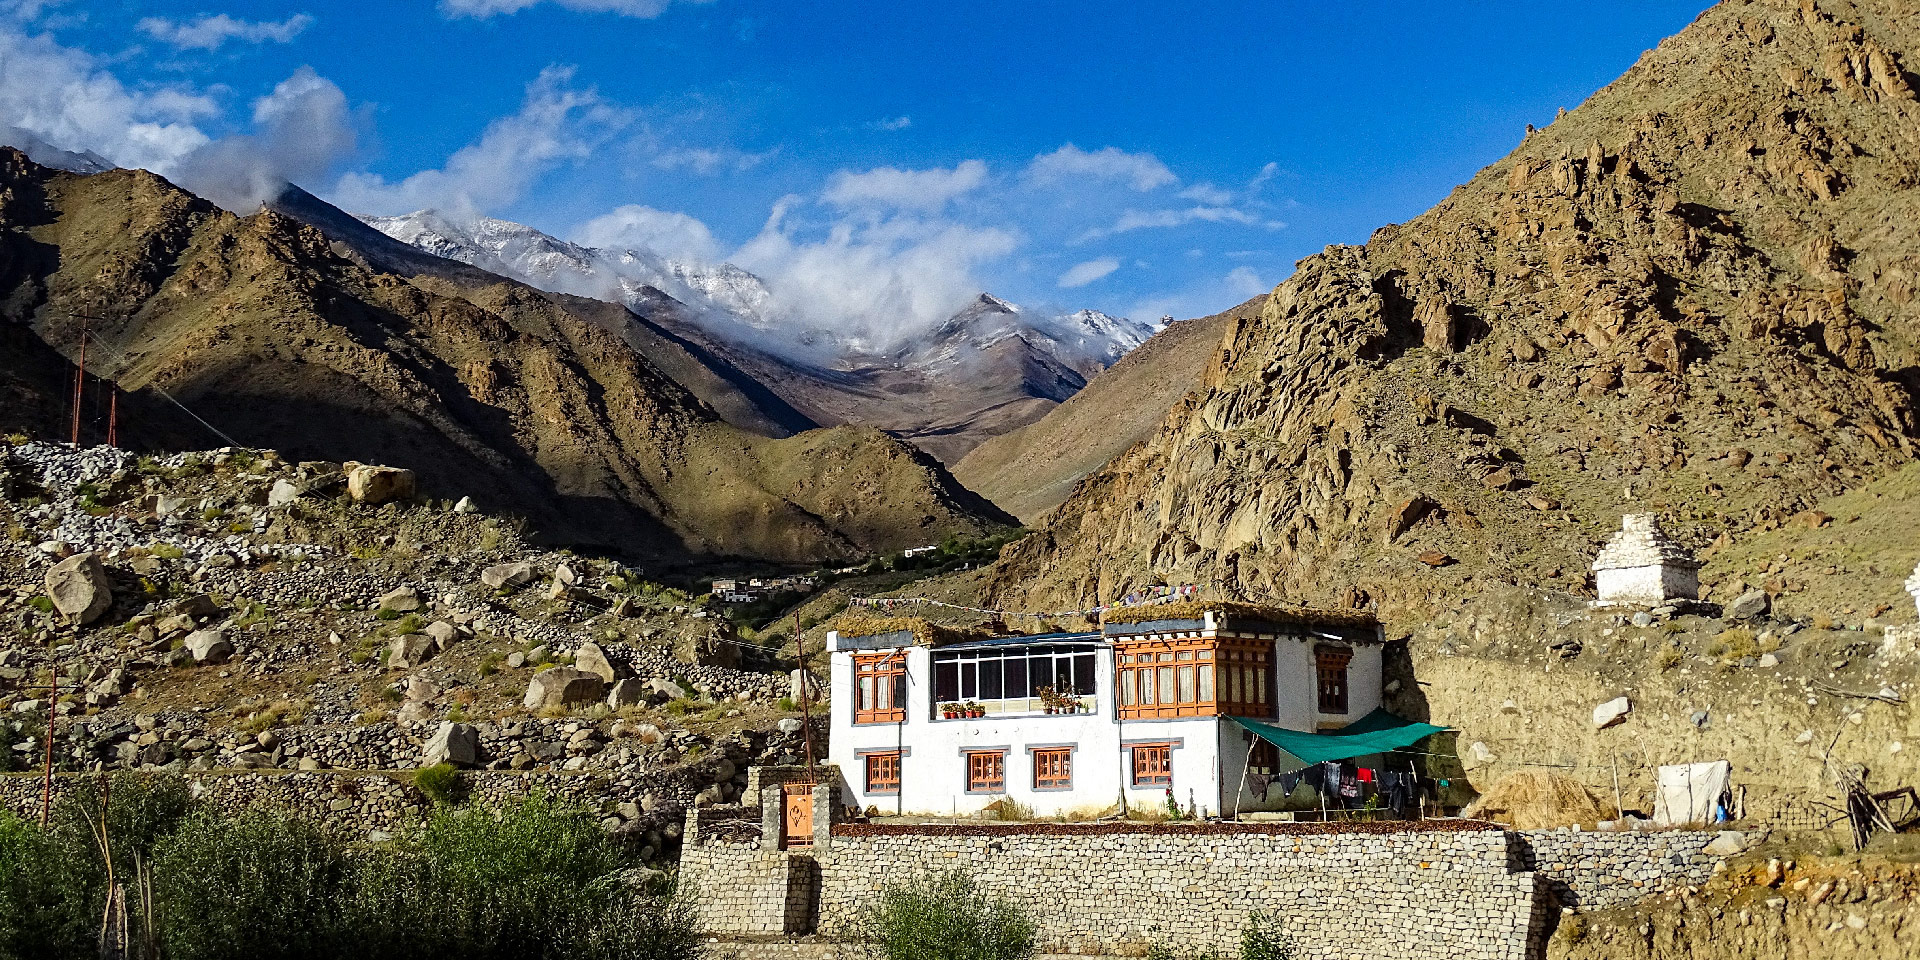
681;841;817;935
1518;828;1731;909
678;822;1755;959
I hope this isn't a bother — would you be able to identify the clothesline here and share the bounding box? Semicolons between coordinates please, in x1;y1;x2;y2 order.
848;584;1200;620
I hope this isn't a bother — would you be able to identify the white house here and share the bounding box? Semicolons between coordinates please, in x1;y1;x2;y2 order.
825;602;1392;819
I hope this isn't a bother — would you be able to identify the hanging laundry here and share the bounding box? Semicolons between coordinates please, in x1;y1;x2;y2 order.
1247;773;1272;800
1278;769;1304;796
1356;768;1374;784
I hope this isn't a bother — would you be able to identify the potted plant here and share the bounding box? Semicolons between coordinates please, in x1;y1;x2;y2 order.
940;702;960;719
965;700;984;719
1037;685;1057;714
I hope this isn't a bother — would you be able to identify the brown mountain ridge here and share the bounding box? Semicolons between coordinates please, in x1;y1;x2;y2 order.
0;149;1010;564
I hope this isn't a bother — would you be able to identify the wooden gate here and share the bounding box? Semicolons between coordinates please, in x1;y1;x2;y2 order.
782;782;815;849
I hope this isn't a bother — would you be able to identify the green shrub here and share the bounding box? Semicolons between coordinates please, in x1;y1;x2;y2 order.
25;595;52;614
776;697;796;712
1239;911;1294;960
391;614;426;635
151;809;354;960
415;764;464;806
375;608;402;622
0;809;90;960
479;651;506;677
860;869;1036;960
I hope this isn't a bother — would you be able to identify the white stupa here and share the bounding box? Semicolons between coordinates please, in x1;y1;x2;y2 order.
1904;560;1920;618
1591;514;1699;606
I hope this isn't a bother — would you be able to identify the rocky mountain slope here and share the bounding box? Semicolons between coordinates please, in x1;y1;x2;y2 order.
356;211;1154;464
955;295;1263;523
0;440;810;855
0;149;1008;564
985;0;1920;618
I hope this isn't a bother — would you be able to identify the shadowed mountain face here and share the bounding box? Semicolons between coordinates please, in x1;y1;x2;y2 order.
0;149;1011;564
985;0;1920;614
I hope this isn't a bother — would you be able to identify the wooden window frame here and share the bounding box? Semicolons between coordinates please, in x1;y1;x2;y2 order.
1130;743;1173;787
1031;747;1073;790
863;751;901;794
853;652;907;724
1115;637;1217;719
965;750;1006;794
1316;644;1352;715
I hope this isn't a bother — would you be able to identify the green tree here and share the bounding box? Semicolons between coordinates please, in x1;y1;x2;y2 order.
860;869;1036;960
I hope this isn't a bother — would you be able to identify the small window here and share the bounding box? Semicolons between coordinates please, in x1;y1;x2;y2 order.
967;751;1006;793
1032;748;1072;789
864;752;901;794
1246;741;1279;777
1131;744;1172;787
1316;645;1352;714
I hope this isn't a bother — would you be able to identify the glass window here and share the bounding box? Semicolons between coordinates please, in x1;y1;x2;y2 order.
865;752;901;793
1198;663;1214;703
1033;749;1072;789
934;660;958;703
1073;653;1095;692
967;751;1005;792
1002;658;1029;699
1157;666;1174;704
1178;665;1196;703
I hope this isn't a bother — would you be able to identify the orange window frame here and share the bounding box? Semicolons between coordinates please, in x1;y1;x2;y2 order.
853;652;907;724
1316;644;1352;714
864;752;901;794
1115;637;1218;719
1032;748;1072;789
966;751;1006;792
1216;641;1274;718
1131;744;1172;787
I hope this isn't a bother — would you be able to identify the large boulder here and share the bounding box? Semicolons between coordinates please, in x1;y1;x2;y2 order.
389;635;434;670
1726;589;1770;620
606;678;646;708
574;642;624;684
421;722;480;768
184;629;233;665
378;587;422;613
481;561;536;590
344;462;416;505
1592;696;1633;729
647;677;689;701
523;668;606;710
45;552;111;625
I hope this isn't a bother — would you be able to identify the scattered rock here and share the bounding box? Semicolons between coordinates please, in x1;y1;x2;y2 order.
606;678;646;708
1417;550;1454;568
481;562;536;590
421;722;479;768
44;552;112;625
1592;696;1632;729
777;718;804;734
378;587;422;613
1702;831;1746;856
574;641;624;684
523;667;606;710
388;635;434;670
184;629;233;665
1726;589;1770;620
452;496;478;514
647;678;689;701
267;479;303;508
344;463;415;505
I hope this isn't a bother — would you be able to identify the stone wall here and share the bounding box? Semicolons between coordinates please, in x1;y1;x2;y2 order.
1517;829;1729;910
679;820;1751;959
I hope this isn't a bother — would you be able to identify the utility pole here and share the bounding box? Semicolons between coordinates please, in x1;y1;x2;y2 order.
40;670;56;828
69;321;88;446
795;611;816;780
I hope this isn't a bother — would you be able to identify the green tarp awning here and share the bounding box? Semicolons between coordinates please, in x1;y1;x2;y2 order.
1232;708;1449;773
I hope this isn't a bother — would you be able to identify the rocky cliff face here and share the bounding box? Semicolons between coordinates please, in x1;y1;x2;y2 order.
987;0;1920;615
0;150;1008;563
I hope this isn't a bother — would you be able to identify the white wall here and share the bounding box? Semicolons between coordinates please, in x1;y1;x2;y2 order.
826;627;1384;819
1595;564;1698;605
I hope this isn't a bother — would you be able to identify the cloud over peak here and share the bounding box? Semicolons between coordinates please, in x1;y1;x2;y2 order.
1057;257;1119;288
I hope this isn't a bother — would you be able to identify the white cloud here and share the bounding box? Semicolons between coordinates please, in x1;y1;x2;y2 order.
1178;182;1234;205
1025;144;1175;192
650;144;775;174
169;66;358;210
136;13;314;51
1057;257;1118;289
1224;266;1270;298
0;26;215;173
822;159;986;212
864;115;911;131
1076;205;1283;243
439;0;711;18
332;65;630;216
571;203;719;260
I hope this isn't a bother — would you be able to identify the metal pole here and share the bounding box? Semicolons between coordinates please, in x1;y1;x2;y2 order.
40;669;56;828
70;326;87;446
106;388;118;448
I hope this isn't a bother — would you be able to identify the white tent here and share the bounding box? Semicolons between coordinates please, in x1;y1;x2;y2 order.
1652;760;1732;827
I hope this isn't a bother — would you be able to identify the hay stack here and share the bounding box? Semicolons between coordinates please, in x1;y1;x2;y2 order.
1460;771;1613;829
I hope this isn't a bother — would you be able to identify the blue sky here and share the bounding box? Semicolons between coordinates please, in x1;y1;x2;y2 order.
1;0;1715;335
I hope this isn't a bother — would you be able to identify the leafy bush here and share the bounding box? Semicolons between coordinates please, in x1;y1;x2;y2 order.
0;808;91;960
860;869;1035;960
414;763;464;806
1239;912;1294;960
151;809;354;960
